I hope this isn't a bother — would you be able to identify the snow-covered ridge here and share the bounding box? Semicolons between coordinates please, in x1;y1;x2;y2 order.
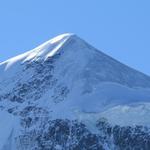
0;33;75;70
1;33;150;87
1;33;150;149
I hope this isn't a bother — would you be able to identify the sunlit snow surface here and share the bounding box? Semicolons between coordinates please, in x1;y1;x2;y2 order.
0;33;73;70
0;33;150;148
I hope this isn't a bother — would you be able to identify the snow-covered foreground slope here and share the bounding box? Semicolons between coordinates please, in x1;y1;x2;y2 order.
0;111;19;150
1;33;150;149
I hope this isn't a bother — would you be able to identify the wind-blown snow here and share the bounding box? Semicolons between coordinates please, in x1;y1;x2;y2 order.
0;33;74;70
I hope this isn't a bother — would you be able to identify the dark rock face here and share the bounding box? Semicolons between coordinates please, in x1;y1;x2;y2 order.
17;119;105;150
0;55;69;114
14;117;150;150
97;119;150;150
113;125;150;150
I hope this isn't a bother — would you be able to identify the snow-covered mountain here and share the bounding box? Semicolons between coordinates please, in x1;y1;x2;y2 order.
0;33;150;150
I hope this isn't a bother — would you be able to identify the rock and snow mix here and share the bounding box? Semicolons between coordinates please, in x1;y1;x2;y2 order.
0;33;150;149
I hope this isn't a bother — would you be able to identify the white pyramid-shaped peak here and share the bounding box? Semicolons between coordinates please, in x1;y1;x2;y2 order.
24;33;76;60
48;33;75;44
0;33;77;69
1;33;150;89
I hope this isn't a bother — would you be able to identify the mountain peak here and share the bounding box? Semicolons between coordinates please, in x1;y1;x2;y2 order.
1;33;150;89
1;34;150;149
49;33;75;43
28;33;77;59
0;33;78;69
42;33;76;47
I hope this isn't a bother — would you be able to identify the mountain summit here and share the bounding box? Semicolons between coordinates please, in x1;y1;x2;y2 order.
1;33;150;87
0;33;150;149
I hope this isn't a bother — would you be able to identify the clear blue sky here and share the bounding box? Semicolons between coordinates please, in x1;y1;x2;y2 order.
0;0;150;75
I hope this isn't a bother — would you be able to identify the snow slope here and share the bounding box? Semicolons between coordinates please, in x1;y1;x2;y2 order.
0;33;150;149
1;33;150;122
0;111;19;150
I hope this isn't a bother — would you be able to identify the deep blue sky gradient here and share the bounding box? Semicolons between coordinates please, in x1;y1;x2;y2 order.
0;0;150;75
